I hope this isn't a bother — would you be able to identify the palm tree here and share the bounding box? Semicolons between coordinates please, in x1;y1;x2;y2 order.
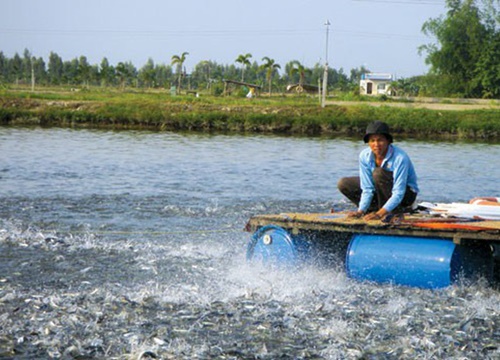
115;62;129;89
289;60;310;89
198;60;212;90
259;57;281;96
390;78;419;97
235;53;252;82
171;52;189;93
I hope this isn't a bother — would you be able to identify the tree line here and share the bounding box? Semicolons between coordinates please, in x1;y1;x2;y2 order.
1;0;499;99
418;0;500;98
0;49;367;96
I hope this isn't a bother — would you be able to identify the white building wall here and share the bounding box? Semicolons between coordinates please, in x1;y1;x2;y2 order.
360;73;393;96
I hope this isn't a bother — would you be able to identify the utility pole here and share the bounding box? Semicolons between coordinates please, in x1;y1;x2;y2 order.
321;20;330;108
31;57;35;92
318;78;322;105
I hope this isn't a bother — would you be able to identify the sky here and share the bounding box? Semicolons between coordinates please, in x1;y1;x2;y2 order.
1;0;447;78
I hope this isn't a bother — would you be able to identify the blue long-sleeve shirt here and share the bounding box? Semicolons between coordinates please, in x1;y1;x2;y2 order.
358;144;419;213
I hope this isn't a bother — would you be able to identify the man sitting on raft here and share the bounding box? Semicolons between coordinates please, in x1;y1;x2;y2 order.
338;121;419;221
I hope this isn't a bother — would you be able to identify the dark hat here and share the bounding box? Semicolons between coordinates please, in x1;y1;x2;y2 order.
363;121;393;143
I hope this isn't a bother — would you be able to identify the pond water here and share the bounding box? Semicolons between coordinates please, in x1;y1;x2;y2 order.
0;127;499;359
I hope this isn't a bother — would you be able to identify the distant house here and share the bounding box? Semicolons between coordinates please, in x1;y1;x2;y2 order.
360;73;393;96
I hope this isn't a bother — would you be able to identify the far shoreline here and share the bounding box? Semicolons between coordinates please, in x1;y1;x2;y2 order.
1;88;499;141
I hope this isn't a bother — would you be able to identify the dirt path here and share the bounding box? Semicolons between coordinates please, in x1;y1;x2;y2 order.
326;100;500;111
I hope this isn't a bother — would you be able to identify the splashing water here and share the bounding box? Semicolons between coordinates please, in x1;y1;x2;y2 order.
1;128;499;359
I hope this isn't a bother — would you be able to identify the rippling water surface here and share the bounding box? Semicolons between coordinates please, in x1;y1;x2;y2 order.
0;127;499;359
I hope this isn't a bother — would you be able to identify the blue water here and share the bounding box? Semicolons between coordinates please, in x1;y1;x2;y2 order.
2;127;498;237
0;127;499;359
2;127;498;200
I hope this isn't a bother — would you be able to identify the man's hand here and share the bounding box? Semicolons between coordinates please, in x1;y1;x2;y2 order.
345;210;364;218
363;208;389;221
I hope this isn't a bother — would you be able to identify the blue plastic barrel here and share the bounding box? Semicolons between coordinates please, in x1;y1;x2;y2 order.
346;234;460;289
246;225;309;267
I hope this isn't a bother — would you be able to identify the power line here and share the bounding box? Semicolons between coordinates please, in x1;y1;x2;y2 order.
352;0;444;5
0;26;429;41
0;27;316;37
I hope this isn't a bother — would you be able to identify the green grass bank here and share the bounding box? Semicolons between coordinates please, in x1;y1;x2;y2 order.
1;88;499;140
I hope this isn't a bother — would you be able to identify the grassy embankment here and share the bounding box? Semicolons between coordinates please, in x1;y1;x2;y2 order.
1;87;500;140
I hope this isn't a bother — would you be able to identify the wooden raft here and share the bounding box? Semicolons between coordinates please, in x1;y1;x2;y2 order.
245;212;500;245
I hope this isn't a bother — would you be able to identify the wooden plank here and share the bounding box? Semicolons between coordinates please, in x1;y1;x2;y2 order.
245;212;500;243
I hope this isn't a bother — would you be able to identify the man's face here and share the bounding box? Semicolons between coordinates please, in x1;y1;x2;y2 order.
368;134;390;158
